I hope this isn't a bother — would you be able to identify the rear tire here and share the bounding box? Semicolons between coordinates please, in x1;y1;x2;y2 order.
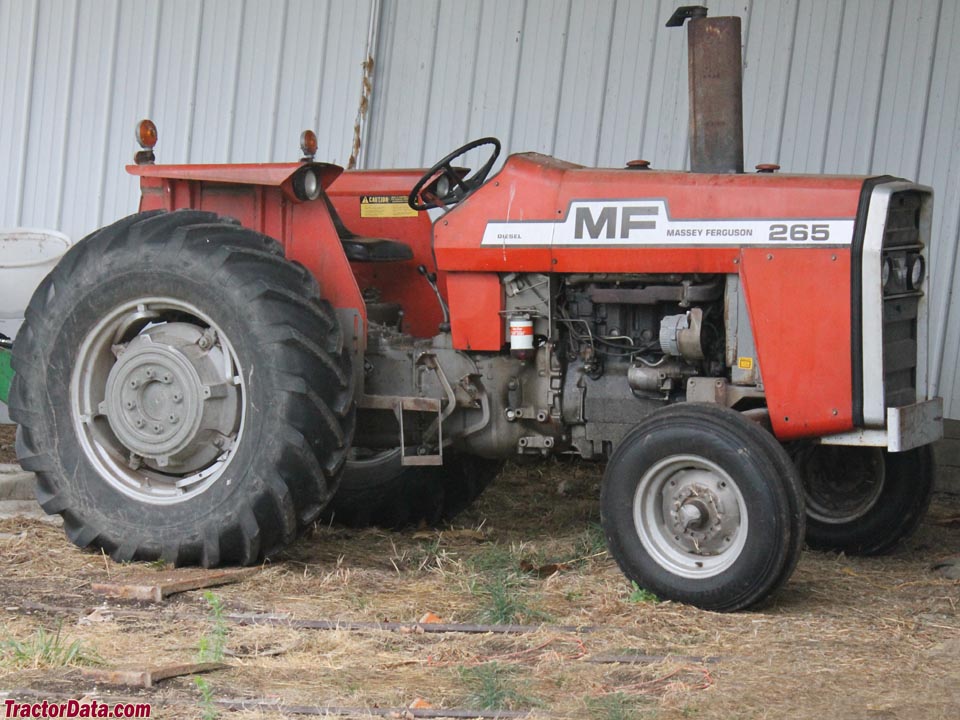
792;444;934;555
601;404;805;612
9;210;355;566
325;449;502;528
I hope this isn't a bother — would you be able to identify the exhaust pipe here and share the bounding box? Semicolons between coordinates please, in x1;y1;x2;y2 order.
667;6;744;174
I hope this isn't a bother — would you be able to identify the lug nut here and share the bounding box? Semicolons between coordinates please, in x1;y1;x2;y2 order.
145;369;155;378
172;393;182;403
153;424;163;433
162;373;172;383
129;379;140;389
168;414;179;424
134;419;144;428
124;400;136;410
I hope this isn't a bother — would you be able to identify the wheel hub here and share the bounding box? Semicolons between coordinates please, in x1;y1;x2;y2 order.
103;323;239;473
633;455;748;579
664;472;736;555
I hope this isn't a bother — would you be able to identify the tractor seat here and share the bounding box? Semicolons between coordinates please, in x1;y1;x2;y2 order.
322;195;414;263
341;237;414;262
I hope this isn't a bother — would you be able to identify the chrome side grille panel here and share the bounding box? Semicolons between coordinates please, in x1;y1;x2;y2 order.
859;181;933;427
881;191;925;410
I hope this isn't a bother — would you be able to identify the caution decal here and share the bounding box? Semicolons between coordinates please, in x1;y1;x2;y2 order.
360;195;418;218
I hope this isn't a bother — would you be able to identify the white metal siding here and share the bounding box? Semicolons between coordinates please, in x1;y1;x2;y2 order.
0;0;372;241
1;0;959;419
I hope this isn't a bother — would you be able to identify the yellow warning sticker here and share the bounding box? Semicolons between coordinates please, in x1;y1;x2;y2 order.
360;195;418;218
738;357;754;370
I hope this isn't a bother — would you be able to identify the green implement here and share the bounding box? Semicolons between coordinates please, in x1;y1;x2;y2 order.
0;347;12;404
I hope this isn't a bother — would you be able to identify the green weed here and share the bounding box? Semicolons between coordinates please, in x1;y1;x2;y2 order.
197;591;228;662
1;622;100;669
458;662;541;710
467;543;518;573
628;582;659;604
473;571;552;625
468;544;552;624
585;692;652;720
193;676;218;720
570;522;608;560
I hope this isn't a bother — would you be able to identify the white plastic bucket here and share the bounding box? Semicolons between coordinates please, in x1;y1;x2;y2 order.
0;229;71;320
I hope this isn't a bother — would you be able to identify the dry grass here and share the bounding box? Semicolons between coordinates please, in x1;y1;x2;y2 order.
1;458;959;719
0;424;16;464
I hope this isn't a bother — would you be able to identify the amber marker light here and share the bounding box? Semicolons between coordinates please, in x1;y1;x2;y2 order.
300;129;318;161
134;119;158;165
136;119;158;149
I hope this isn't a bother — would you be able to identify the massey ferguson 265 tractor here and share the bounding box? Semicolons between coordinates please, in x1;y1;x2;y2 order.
9;9;943;611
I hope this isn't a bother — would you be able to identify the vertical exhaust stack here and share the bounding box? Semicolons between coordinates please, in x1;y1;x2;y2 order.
667;6;744;174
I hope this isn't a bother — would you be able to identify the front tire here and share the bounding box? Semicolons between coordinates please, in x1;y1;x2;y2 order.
9;210;355;566
601;404;805;612
792;444;934;555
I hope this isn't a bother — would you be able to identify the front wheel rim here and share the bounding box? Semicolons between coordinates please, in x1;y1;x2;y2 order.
70;297;246;506
632;454;748;579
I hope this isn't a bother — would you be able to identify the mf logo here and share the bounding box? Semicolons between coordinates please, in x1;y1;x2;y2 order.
573;205;659;240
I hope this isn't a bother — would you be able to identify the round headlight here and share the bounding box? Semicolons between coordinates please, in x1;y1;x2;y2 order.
908;254;925;289
882;256;893;288
302;170;319;199
293;168;321;201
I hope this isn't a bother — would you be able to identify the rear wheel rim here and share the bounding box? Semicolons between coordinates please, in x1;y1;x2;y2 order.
70;297;245;506
632;454;748;579
798;446;885;524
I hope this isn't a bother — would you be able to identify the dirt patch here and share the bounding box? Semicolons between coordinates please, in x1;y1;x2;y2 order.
0;424;16;464
1;461;958;718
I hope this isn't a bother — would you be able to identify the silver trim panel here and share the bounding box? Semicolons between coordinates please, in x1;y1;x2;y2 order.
819;398;942;452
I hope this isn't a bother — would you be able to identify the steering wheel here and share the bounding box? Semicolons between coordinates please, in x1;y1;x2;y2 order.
408;137;501;211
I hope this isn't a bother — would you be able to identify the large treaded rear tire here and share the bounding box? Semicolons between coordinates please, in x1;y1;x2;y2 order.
9;210;355;566
325;449;502;529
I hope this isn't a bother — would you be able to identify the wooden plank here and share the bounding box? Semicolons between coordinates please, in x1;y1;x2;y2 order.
228;613;595;635
81;662;225;688
91;567;258;602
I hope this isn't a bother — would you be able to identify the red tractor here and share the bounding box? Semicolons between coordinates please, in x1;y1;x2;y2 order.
9;9;941;611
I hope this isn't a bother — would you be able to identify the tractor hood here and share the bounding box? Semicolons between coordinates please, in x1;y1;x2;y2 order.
435;152;871;274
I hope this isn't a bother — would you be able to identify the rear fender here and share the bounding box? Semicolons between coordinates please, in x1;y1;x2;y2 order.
128;161;366;363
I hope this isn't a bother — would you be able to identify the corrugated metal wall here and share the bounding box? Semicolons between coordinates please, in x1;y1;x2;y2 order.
0;0;372;242
1;0;958;418
366;0;960;418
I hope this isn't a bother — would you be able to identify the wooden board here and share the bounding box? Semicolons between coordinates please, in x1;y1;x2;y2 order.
81;661;225;688
91;567;258;602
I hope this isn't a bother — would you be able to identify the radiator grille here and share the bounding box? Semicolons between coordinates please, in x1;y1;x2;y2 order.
881;191;924;408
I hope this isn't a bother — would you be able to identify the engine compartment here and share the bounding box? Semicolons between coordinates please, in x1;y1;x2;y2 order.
358;271;759;462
